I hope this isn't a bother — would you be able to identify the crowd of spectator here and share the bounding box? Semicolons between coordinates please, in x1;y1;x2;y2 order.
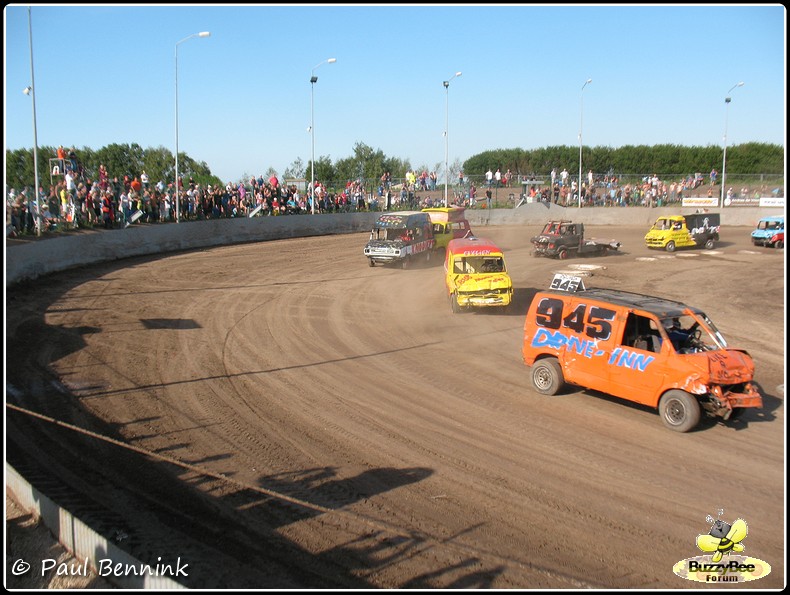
520;171;722;208
7;149;771;237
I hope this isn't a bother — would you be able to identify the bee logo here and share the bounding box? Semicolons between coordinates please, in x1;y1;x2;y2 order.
696;509;748;562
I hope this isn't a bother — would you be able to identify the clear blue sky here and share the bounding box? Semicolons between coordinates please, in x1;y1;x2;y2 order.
4;3;786;184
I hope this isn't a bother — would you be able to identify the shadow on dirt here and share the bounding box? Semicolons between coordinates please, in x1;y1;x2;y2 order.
6;256;499;589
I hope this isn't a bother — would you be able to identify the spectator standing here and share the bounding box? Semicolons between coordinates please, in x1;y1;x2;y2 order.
65;169;77;201
710;168;717;186
98;164;109;191
485;168;493;187
119;189;130;225
101;190;115;229
551;168;557;188
494;168;502;188
140;170;150;190
68;147;78;175
560;168;569;187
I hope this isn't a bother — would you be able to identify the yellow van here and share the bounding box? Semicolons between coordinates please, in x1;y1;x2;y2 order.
422;207;473;254
444;237;513;313
644;213;720;252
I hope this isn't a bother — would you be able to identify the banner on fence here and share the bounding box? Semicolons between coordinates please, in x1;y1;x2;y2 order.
682;197;719;208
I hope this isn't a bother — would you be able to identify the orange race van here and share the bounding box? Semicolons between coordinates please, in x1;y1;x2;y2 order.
444;236;513;313
521;286;762;432
422;207;473;254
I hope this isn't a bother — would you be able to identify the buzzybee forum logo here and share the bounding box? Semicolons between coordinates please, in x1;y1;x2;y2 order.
673;509;772;583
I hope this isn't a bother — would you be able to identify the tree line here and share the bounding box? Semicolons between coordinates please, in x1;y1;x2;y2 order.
463;143;784;180
5;141;783;193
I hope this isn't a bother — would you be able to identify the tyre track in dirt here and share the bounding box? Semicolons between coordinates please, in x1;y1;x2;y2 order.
6;226;784;588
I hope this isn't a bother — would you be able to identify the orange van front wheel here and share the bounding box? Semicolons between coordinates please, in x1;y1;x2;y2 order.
659;390;701;432
531;358;565;396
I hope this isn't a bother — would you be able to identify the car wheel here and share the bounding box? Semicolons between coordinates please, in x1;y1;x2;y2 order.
557;247;568;260
776;241;784;249
704;238;715;250
659;390;700;432
451;293;461;314
368;258;375;267
531;358;565;395
665;240;676;253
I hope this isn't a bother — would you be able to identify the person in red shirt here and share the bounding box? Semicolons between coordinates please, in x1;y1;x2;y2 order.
130;177;142;193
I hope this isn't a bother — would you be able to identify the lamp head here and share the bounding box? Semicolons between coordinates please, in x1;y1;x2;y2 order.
23;86;31;95
198;31;211;38
327;58;337;64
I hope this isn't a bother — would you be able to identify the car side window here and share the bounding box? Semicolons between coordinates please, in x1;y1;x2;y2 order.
621;313;662;353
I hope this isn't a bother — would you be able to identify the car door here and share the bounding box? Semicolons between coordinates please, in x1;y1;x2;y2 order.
531;295;618;390
605;310;671;407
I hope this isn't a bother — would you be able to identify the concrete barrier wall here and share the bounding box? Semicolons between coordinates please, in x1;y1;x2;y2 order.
6;205;778;286
6;463;185;589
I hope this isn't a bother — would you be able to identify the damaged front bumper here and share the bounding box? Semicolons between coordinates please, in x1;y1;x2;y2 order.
701;382;763;420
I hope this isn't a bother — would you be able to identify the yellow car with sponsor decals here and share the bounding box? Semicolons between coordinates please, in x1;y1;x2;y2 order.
444;236;513;313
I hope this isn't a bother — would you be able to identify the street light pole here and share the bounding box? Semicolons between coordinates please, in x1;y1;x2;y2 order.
26;7;41;237
578;78;592;208
310;58;337;214
443;71;462;208
175;31;210;223
720;81;744;208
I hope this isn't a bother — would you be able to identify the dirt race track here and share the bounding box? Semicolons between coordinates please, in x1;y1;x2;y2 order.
5;224;785;589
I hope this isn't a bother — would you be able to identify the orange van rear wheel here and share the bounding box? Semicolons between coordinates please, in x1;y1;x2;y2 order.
531;358;565;395
659;390;700;432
